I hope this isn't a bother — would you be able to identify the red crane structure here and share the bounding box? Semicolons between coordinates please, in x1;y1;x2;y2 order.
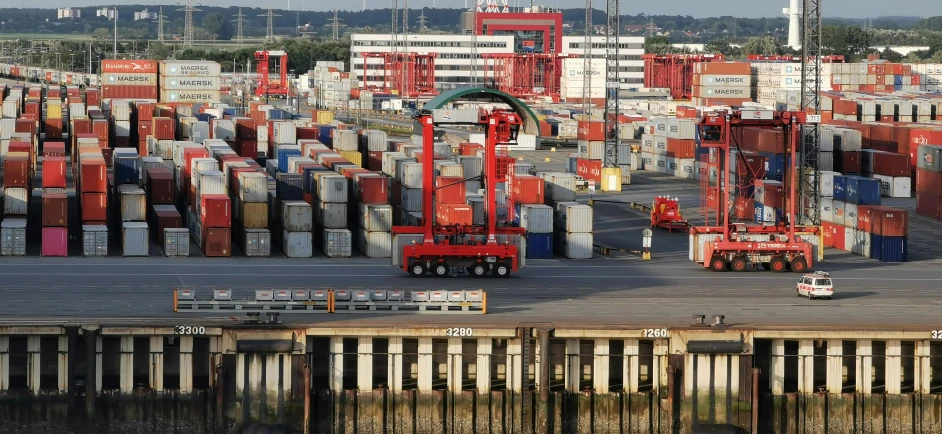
360;52;438;98
642;53;726;100
254;50;289;98
692;109;819;273
481;53;572;102
392;109;525;278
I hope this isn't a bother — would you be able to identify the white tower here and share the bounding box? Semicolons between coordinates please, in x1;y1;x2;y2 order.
783;0;801;49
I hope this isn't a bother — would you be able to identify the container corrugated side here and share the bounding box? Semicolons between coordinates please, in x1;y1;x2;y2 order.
120;188;147;222
163;228;190;257
282;201;313;232
518;204;553;233
689;233;723;262
282;230;313;258
3;187;29;216
316;174;348;203
0;219;26;256
122;222;150;257
392;234;423;267
553;230;593;259
314;199;347;229
355;228;392;258
322;229;352;258
400;162;423;189
238;172;269;203
553;202;593;233
82;224;108;256
544;173;577;202
358;203;393;232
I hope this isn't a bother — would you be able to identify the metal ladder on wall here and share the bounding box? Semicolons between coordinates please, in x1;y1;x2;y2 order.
520;326;533;433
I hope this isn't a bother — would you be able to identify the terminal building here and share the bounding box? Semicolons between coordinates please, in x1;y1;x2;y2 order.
349;8;644;99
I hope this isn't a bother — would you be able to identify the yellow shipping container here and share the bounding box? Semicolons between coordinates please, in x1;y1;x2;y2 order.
315;110;334;125
339;150;363;167
46;102;63;119
240;201;269;229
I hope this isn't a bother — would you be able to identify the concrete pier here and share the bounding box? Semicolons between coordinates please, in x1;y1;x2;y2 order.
0;325;939;433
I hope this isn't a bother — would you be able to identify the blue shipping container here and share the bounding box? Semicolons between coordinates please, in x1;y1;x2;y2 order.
754;203;766;224
870;234;908;262
526;233;553;259
845;176;881;205
196;113;214;122
302;166;331;193
894;75;903;86
758;152;785;177
268;109;287;120
275;174;304;201
114;156;139;184
833;175;847;202
276;147;302;173
319;126;336;147
222;108;238;117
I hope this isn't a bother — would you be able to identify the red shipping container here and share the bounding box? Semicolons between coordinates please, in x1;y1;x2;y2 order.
92;119;109;144
153;117;175;140
72;118;92;136
435;203;473;226
42;157;67;188
459;143;483;156
24;102;39;116
15;119;36;135
138;120;153;140
870;151;910;177
200;194;232;228
86;89;100;107
297;127;318;140
510;175;545;204
916;168;942;194
44;118;63;139
101;59;158;73
80;160;108;193
666;138;696;159
733;197;755;220
41;227;68;257
436;176;467;204
825;221;845;249
356;174;388;204
576;158;602;183
757;180;784;209
822;221;834;248
201;227;232;257
916;191;942;220
4;156;29;188
9;141;30;154
101;149;114;167
835;151;861;174
857;205;873;233
146;169;175;205
742;127;784;154
737;154;768;180
42;193;68;227
44;142;66;157
577;121;606;141
101;85;158;100
236;118;258;140
183;147;210;177
237;139;257;158
136;102;155;122
342;168;371;180
152;207;183;244
81;192;108;222
676;106;699;119
866;205;908;237
367;151;384;171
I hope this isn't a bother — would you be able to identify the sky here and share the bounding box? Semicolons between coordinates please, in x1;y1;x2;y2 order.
14;0;942;19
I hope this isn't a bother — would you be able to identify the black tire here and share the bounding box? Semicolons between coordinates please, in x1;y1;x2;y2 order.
430;262;450;277
492;261;511;277
769;257;787;273
730;256;748;272
709;256;727;272
469;263;489;278
790;257;808;273
408;261;427;277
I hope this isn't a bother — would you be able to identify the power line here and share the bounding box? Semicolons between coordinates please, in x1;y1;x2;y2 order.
327;10;345;41
417;9;428;33
232;7;247;46
156;6;167;42
259;7;282;43
177;0;202;48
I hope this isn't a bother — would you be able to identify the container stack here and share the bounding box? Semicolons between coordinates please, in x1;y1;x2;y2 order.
333;129;361;166
112;148;148;257
691;62;752;106
281;201;314;258
553;202;594;259
916;145;942;221
507;175;550;259
193;155;230;257
235;171;271;257
315;171;351;258
45;96;63;140
754;63;801;109
41;142;69;257
862;149;911;198
575;121;605;184
753;180;785;225
558;58;605;103
821;174;884;258
353;172;392;258
821;126;863;174
158;60;223;104
101;60;158;100
640;117;668;175
3;149;30;255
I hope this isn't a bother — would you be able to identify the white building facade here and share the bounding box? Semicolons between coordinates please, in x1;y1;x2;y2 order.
57;8;81;19
349;33;644;92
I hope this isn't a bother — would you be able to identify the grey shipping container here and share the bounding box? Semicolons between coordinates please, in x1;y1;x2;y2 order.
392;233;424;267
355;228;392;258
322;229;352;258
163;228;191;257
82;224;109;257
1;218;26;256
242;229;272;257
315;199;348;229
357;203;393;232
282;201;313;232
122;222;150;257
283;230;313;258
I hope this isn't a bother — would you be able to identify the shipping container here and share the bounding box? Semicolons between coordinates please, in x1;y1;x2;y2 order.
282;231;314;258
42;156;66;188
1;219;26;256
352;174;388;204
4;187;28;216
42;193;68;227
241;228;271;257
82;225;109;257
200;194;231;228
358;203;393;232
525;232;553;259
159;60;222;77
200;227;231;257
239;201;269;229
4;156;30;188
146;169;175;205
41;227;68;257
355;228;392;258
845;176;881;205
516;204;553;233
163;228;190;257
102;60;158;74
237;172;269;203
322;228;353;258
160;90;221;103
553;230;593;259
869;234;908;263
553;202;593;233
316;174;348;203
281;201;313;232
122;222;150;257
313;199;346;229
542;172;578;202
159;76;222;90
102;85;158;100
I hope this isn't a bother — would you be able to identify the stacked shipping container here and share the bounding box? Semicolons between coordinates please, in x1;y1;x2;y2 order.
916;144;942;221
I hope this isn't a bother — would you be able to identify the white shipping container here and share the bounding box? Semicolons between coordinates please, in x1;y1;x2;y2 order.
820;198;834;224
358;203;393;232
677;159;697;180
400;162;423;189
271;122;296;145
518;204;553;234
333;129;358;151
554;230;593;259
191;121;210;144
356;229;392;258
287;156;316;174
873;174;912;198
198;171;226;195
553;202;593;233
457;156;482;177
434;160;463;177
160;90;221;103
120;187;147;222
114;120;131;137
361;129;388;152
104;73;158;86
819;171;837;197
1;219;26;256
159;76;222;90
238;172;269;203
577;140;604;160
83;224;109;257
122;222;150;257
213;119;236;141
697;75;751;86
316;174;348;203
322;229;352;258
392;233;424;267
666;118;697;140
111;103;132;121
282;201;314;232
653;137;668;154
688;233;723;263
314;199;347;229
543;172;577;202
282;231;313;258
845;203;859;230
698;87;750;98
3;187;28;216
159;60;222;77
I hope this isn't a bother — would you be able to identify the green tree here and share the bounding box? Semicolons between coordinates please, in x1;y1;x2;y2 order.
703;39;741;58
93;28;111;40
202;12;232;40
879;47;903;63
822;25;869;58
644;35;672;54
742;36;780;56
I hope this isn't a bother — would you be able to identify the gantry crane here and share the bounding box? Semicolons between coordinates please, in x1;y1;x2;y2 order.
254;50;289;98
693;110;818;273
392;109;526;278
